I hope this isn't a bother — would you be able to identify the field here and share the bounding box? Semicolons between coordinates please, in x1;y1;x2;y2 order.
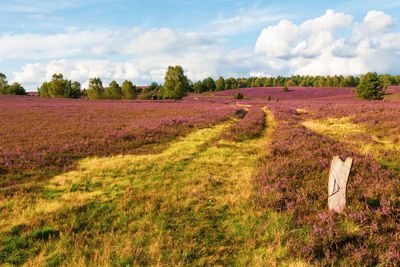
1;87;399;266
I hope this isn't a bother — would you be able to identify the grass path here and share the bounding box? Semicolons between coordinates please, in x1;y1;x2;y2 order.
1;108;304;266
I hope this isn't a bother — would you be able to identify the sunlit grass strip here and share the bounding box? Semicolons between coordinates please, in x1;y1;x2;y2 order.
303;117;400;170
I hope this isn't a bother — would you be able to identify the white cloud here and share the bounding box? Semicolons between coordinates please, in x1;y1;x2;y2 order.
12;48;279;90
255;9;400;76
0;27;219;60
206;6;286;35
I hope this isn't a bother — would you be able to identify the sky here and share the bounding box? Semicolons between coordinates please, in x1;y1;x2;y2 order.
1;0;400;90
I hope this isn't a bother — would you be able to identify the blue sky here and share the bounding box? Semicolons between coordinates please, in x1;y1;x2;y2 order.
1;0;400;90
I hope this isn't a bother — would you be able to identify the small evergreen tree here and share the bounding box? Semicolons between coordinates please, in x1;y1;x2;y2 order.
267;95;271;101
356;72;383;100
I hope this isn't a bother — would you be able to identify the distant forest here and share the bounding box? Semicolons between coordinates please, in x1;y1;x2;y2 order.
189;73;400;93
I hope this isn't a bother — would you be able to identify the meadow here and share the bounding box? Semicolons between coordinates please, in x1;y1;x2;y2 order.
0;87;399;266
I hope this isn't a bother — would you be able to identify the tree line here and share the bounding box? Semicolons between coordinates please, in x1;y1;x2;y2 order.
2;68;399;100
190;73;400;93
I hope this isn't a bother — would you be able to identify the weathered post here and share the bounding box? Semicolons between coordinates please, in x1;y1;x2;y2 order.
328;156;353;213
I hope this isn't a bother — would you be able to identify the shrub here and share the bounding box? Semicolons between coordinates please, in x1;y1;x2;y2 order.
268;95;271;101
356;72;383;100
282;86;289;92
234;92;244;99
6;82;26;95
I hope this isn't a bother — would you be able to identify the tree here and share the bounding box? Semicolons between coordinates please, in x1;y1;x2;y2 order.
356;72;383;100
69;81;82;99
193;81;204;93
104;80;122;99
202;77;216;92
37;74;81;98
225;77;237;90
87;77;104;99
0;73;8;94
38;82;50;97
215;76;225;91
121;80;137;99
47;73;69;98
7;82;26;95
162;66;189;100
344;75;356;87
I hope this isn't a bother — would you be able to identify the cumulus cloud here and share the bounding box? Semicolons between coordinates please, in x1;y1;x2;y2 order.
255;9;400;76
12;49;277;90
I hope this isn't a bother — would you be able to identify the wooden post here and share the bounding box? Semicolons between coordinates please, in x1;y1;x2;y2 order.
328;156;353;213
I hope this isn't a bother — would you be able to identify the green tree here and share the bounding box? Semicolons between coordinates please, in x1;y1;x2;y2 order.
38;74;81;98
38;82;50;97
121;80;137;99
162;66;189;100
356;72;383;100
215;76;225;91
202;77;216;92
69;81;82;99
193;81;204;93
0;73;7;94
87;77;104;99
7;82;26;95
104;80;122;99
48;74;69;98
344;75;356;87
225;77;237;90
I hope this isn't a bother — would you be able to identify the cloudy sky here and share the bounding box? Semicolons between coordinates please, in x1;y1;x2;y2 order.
1;0;400;90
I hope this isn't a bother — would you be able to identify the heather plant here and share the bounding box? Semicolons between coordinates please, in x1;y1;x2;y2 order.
221;107;265;141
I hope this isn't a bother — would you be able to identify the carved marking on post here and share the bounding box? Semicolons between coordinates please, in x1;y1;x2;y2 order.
328;156;353;213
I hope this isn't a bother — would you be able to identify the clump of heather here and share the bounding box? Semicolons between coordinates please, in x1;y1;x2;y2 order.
221;107;265;141
255;103;400;265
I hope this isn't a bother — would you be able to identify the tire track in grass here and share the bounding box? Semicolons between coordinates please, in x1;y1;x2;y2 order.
3;109;305;266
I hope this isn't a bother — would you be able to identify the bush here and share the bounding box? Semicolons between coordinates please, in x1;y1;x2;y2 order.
356;72;383;100
267;95;271;101
282;86;289;92
234;92;244;99
5;82;26;95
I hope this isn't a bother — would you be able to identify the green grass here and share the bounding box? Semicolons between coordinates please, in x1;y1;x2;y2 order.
0;109;306;266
